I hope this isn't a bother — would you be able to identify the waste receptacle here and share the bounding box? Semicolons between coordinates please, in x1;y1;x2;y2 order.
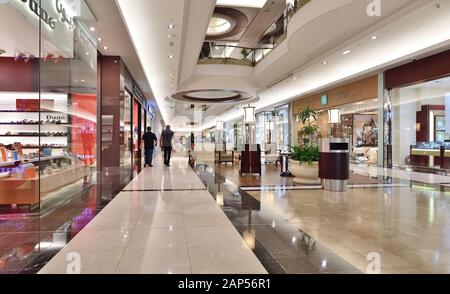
319;138;349;192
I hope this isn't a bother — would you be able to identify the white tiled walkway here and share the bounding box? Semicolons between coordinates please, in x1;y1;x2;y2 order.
39;155;267;274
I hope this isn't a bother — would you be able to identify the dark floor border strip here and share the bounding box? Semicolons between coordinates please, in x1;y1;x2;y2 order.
122;188;208;192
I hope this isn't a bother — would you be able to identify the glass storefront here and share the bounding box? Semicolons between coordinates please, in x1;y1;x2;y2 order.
122;89;132;167
0;0;97;214
256;112;274;148
323;99;379;165
389;76;450;169
274;105;290;151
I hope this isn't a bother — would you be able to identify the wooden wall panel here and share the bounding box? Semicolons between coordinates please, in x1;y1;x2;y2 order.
385;49;450;90
292;76;378;113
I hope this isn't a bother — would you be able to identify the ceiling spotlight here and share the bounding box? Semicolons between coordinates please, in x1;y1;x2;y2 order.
168;24;175;29
103;46;109;50
169;55;174;59
342;50;351;55
89;27;96;32
322;61;328;65
85;52;90;56
292;76;297;81
81;79;86;82
169;72;174;77
97;37;103;42
371;35;377;40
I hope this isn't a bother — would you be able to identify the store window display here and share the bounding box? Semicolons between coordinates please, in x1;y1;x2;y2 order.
390;77;450;169
0;0;97;214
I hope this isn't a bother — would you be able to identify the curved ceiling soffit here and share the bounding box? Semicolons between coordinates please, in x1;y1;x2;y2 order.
285;0;355;48
168;89;259;105
206;7;249;40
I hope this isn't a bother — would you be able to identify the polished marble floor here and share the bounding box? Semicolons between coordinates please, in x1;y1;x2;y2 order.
38;156;267;274
3;152;450;274
245;185;450;274
0;164;138;273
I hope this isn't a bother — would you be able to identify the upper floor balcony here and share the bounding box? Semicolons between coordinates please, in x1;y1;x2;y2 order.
198;0;312;67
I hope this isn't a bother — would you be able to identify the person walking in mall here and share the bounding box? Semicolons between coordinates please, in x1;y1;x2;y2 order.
142;127;157;167
161;125;175;167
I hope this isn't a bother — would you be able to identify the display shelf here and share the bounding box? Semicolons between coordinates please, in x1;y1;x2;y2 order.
25;155;67;163
0;155;67;166
0;123;69;125
0;134;68;137
22;146;67;149
0;160;20;167
0;110;64;113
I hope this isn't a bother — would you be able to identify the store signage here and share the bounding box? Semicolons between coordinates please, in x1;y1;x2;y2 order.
8;0;75;57
55;0;74;29
45;114;66;121
17;0;57;30
12;0;74;30
321;94;329;106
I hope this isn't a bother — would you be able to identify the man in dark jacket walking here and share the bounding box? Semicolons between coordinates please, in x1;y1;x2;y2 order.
161;125;175;166
142;127;157;167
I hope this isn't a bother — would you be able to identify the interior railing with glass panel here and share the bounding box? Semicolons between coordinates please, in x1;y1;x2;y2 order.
198;0;312;66
198;43;275;66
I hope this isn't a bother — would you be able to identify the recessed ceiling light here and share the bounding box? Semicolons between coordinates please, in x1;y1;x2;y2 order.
371;35;377;40
74;80;78;82
97;37;103;42
342;50;351;55
292;76;297;81
169;55;174;59
103;46;109;50
85;52;89;55
168;24;175;29
89;27;95;32
169;72;174;77
81;79;86;82
168;34;174;38
322;61;328;65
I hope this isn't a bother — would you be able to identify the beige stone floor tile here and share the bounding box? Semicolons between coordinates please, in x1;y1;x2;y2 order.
189;247;267;274
39;250;124;274
421;265;450;274
135;212;185;228
116;248;190;274
185;226;245;248
126;228;188;250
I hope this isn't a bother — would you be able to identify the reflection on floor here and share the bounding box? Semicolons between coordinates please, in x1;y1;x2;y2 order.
247;186;450;274
3;153;450;274
203;161;450;274
0;162;140;274
38;157;266;274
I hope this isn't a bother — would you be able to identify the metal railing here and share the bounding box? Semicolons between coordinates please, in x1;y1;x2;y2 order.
198;43;275;66
198;0;312;66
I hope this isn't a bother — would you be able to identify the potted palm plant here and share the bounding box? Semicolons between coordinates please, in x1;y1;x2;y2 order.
289;107;321;184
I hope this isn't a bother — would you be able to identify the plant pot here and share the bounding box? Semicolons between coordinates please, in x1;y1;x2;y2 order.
289;159;321;185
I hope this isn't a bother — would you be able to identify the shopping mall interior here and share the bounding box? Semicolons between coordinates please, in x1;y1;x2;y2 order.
1;0;450;277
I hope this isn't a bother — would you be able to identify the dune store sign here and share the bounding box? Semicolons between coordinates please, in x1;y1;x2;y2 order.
7;0;75;56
